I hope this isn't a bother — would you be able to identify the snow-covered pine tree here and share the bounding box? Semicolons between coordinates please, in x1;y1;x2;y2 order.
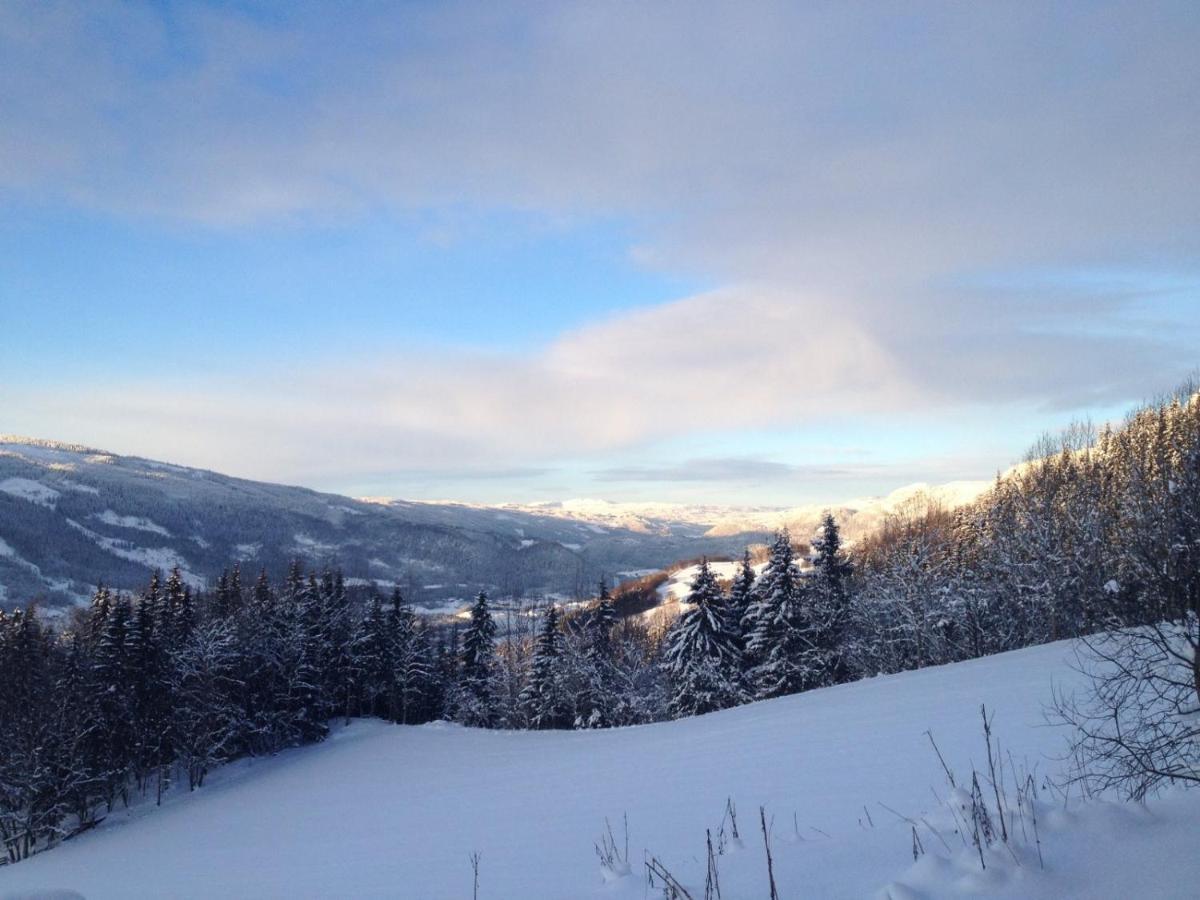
239;568;289;754
456;591;498;727
320;569;354;722
169;617;240;790
164;566;193;645
661;558;745;717
128;592;172;800
352;592;389;718
53;634;106;829
592;578;618;658
400;611;440;724
0;609;62;861
376;587;437;724
570;578;621;728
94;593;136;808
744;532;810;700
519;605;573;729
727;549;756;652
288;573;329;743
805;512;853;686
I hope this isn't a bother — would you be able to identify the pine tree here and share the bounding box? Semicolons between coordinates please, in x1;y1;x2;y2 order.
128;594;171;799
591;578;618;660
727;549;756;651
352;593;389;718
53;634;106;829
319;569;354;723
170;618;241;790
86;584;111;649
401;614;439;724
572;578;621;728
241;568;287;754
661;559;745;717
744;532;810;700
94;594;136;808
519;605;572;729
164;567;190;645
456;591;498;727
806;513;854;686
0;609;62;860
214;569;233;619
292;573;330;741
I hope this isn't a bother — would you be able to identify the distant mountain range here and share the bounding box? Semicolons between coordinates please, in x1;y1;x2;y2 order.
0;436;988;613
485;480;991;541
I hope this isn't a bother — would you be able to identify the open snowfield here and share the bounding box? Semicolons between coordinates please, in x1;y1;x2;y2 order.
2;640;1197;899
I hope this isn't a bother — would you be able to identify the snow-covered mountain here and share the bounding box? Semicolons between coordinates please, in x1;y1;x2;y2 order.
1;639;1195;899
491;479;992;542
0;438;767;611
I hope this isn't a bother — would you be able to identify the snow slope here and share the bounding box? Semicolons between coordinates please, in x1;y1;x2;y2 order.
3;639;1196;899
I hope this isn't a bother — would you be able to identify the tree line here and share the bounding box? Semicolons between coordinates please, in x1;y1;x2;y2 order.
2;385;1197;861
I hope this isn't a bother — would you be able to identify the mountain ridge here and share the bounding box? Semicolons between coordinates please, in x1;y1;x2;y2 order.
0;437;767;611
0;436;990;612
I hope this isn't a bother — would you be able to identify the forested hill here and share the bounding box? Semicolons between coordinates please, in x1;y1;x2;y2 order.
0;438;763;611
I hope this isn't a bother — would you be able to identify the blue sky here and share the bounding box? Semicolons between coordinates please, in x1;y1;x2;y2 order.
2;1;1198;505
1;205;699;377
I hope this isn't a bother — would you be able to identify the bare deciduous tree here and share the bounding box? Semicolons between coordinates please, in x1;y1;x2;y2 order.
1053;621;1200;800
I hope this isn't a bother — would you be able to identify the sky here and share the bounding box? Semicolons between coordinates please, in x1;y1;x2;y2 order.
1;1;1198;506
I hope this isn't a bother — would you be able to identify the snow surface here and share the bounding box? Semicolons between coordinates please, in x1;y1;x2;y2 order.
0;477;60;508
58;480;99;495
0;538;46;579
655;559;767;603
94;510;171;536
2;640;1196;899
63;519;201;588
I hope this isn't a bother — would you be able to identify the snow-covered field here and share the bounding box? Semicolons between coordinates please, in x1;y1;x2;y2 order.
2;641;1196;899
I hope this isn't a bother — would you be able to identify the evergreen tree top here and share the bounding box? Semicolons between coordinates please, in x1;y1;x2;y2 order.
812;513;852;580
460;591;497;673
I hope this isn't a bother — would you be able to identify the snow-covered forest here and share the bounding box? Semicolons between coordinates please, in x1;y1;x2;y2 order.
1;386;1198;873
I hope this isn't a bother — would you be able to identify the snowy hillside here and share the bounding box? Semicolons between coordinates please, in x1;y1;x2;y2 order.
0;438;765;610
1;640;1195;899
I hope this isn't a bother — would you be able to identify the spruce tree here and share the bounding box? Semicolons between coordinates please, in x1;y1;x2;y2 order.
94;594;136;808
744;532;810;700
519;605;572;729
727;549;756;652
806;512;853;686
456;591;497;727
591;578;618;661
352;593;389;718
662;559;745;717
401;614;439;724
572;578;621;727
277;570;329;744
54;634;105;829
320;569;353;722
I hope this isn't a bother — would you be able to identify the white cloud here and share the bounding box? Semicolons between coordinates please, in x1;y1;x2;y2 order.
7;280;1192;493
2;2;1198;495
